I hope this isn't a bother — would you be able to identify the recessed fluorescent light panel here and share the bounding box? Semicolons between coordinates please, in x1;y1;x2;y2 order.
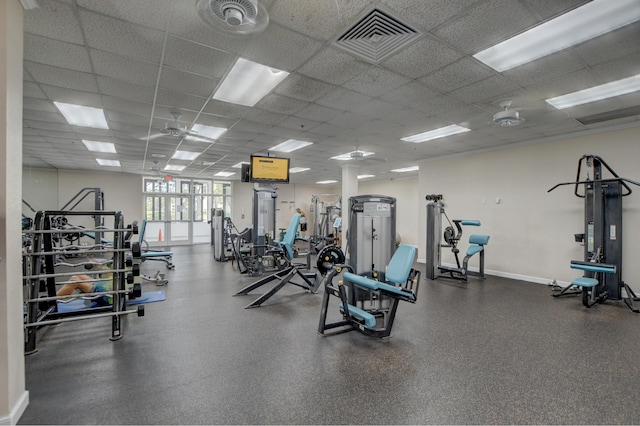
172;150;201;161
358;174;375;179
545;74;640;109
215;171;235;177
187;124;227;142
391;166;419;173
331;150;374;160
473;0;640;72
96;159;120;167
401;125;470;143
290;167;310;173
82;140;116;153
269;139;313;153
317;180;338;184
54;102;109;129
164;165;186;172
212;58;290;107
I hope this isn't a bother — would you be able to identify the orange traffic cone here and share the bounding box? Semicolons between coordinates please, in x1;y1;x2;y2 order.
158;228;163;242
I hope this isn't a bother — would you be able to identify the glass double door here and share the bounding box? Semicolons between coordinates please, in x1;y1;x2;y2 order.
145;194;211;246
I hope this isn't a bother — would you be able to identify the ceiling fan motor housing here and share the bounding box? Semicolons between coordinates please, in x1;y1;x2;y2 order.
493;109;524;127
210;0;258;25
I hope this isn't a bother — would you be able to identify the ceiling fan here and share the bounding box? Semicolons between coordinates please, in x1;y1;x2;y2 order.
146;112;216;142
492;100;526;127
196;0;269;36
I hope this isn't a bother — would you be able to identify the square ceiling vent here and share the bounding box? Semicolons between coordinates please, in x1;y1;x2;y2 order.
333;7;423;64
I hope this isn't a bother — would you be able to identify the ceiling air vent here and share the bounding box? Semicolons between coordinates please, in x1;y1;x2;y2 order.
333;7;423;64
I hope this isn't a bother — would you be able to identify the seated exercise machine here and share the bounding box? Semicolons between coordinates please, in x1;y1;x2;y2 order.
549;154;640;311
426;194;490;281
233;213;318;308
318;244;420;338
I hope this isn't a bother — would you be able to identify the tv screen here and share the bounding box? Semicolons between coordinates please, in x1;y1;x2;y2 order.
250;155;290;183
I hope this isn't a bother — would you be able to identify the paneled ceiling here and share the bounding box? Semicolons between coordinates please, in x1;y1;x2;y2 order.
22;0;640;184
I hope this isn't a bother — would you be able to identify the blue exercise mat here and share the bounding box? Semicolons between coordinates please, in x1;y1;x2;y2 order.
56;290;165;313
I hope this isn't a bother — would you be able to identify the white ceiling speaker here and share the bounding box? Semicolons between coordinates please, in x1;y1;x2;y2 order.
493;100;526;127
196;0;269;36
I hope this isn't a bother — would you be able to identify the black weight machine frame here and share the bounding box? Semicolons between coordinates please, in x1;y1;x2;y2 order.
548;154;640;312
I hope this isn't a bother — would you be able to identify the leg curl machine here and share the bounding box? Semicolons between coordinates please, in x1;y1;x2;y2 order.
317;244;420;338
426;194;490;281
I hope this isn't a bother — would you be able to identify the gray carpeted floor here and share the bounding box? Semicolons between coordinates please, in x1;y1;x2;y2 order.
19;244;640;424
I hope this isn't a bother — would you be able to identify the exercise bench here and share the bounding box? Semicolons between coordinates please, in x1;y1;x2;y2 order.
569;260;616;308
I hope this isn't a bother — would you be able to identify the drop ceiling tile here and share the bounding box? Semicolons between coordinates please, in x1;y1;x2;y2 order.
159;67;218;98
309;122;347;137
77;0;176;30
270;0;370;40
24;120;73;133
590;53;640;82
451;75;521;104
24;0;84;44
23;98;57;113
275;74;336;102
164;36;234;79
353;99;403;119
298;47;371;85
524;69;599;99
328;112;372;129
102;96;153;118
573;24;640;68
503;51;586;88
382;81;442;109
420;58;493;92
203;99;250;119
24;62;98;93
255;94;309;115
155;88;208;113
242;108;288;126
520;0;592;20
380;0;481;31
342;67;411;97
79;11;165;64
316;88;373;111
23;110;67;124
96;77;155;104
24;82;47;100
382;36;463;79
294;104;343;123
277;115;322;132
39;85;103;107
90;50;160;87
432;0;538;54
240;23;323;71
24;34;92;73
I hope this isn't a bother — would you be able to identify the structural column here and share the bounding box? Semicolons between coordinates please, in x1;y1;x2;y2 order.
0;1;29;424
340;164;359;254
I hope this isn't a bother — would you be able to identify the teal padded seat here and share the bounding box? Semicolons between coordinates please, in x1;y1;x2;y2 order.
343;244;417;301
272;213;300;260
466;234;490;257
570;262;616;288
572;277;599;288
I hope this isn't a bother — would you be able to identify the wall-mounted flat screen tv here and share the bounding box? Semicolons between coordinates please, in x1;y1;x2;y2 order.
249;155;290;183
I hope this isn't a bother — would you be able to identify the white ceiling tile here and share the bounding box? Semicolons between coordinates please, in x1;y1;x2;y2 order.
240;23;324;71
159;67;218;98
342;67;411;97
24;62;98;93
275;74;336;102
573;24;640;67
451;76;521;104
163;36;235;79
24;0;84;44
91;50;160;87
382;81;442;109
79;10;165;63
24;34;92;73
316;88;373;111
503;51;586;88
294;104;343;123
255;94;308;115
432;0;539;54
382;36;463;79
269;0;371;40
380;0;482;31
24;82;47;99
76;0;176;30
23;98;57;113
97;76;156;104
298;47;371;85
421;58;494;92
39;85;103;107
155;88;208;113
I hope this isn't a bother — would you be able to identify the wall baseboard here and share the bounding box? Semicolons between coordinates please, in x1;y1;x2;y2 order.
0;391;29;426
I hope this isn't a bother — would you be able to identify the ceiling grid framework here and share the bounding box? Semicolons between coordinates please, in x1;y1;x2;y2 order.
19;0;640;184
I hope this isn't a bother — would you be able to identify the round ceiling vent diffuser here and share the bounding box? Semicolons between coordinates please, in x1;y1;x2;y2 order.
196;0;269;36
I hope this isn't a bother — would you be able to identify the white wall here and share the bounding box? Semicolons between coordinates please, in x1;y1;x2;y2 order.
418;125;640;289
